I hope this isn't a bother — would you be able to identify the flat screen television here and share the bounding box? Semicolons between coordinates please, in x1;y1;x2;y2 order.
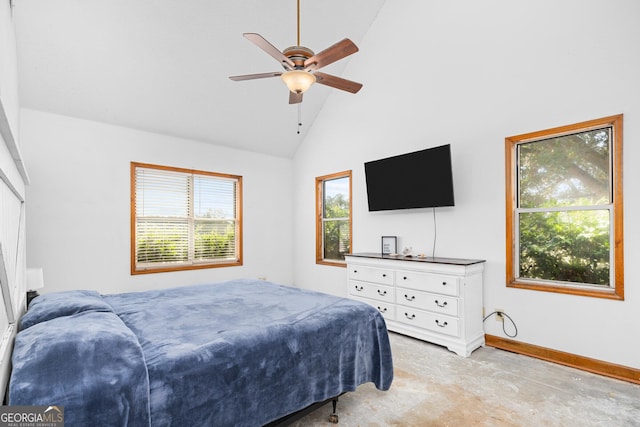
364;144;455;211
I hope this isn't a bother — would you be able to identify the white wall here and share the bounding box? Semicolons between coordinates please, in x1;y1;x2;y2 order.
293;0;640;369
21;109;294;295
0;0;19;134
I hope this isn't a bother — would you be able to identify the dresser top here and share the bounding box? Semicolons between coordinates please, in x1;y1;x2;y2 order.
346;252;485;266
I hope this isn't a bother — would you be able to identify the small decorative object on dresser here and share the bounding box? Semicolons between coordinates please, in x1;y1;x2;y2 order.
345;252;485;357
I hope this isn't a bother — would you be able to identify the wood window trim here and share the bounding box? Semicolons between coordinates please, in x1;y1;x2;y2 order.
315;170;352;267
130;162;243;275
505;115;624;300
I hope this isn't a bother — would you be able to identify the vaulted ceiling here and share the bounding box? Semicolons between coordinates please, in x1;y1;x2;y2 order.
13;0;386;158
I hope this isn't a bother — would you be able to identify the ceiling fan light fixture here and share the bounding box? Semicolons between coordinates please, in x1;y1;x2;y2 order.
281;70;316;94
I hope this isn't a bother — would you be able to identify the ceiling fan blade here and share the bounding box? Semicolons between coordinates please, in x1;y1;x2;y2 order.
229;72;282;81
314;72;362;94
289;91;303;104
243;33;295;70
304;39;359;71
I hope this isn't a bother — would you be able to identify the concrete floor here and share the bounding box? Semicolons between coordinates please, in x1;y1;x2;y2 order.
292;332;640;427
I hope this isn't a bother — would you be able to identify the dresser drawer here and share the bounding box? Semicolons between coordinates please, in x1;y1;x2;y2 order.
396;288;459;317
351;296;396;321
348;265;394;286
349;280;395;303
397;308;459;337
396;271;459;296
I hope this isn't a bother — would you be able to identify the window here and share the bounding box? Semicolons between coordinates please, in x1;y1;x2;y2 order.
131;162;242;274
505;115;623;299
316;171;352;266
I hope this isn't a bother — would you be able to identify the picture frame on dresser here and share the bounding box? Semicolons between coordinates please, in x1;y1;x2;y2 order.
381;236;397;255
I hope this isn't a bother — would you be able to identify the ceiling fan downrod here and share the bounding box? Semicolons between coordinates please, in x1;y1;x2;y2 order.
296;0;301;46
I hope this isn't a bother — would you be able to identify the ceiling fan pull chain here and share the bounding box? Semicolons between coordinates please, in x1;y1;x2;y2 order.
297;103;302;134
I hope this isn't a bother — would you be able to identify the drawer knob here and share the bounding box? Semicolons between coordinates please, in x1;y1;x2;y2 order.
353;270;358;274
378;290;387;296
382;273;387;277
442;281;447;286
403;276;408;280
377;306;388;313
404;313;416;320
434;300;448;308
435;319;448;327
354;285;364;292
404;294;415;301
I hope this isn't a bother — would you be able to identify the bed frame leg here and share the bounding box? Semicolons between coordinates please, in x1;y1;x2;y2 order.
328;397;339;423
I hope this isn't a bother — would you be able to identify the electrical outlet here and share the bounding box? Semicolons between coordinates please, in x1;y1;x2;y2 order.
495;309;504;322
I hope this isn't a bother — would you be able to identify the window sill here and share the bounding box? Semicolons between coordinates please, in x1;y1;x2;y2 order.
132;260;242;275
316;260;347;268
507;280;623;300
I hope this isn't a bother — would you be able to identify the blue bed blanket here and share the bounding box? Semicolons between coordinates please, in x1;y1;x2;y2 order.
10;310;151;426
10;279;393;426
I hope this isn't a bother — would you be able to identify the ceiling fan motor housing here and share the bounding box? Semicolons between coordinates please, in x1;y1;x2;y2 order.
283;46;315;69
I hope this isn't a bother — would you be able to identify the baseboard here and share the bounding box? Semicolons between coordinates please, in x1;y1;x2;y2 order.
485;334;640;385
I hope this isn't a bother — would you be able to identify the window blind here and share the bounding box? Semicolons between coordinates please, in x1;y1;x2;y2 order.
133;164;241;272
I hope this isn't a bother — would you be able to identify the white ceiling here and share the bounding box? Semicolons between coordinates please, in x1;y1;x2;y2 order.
12;0;386;158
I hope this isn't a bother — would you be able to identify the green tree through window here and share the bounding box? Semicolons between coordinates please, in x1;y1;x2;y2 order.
316;171;351;266
505;115;624;299
518;129;611;285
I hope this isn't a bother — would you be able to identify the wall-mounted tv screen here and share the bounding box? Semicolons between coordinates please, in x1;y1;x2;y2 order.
364;144;455;211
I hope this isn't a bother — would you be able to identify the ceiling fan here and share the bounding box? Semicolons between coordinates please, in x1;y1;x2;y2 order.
229;0;363;104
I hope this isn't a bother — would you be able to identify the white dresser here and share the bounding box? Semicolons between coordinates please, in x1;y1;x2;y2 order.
345;253;485;357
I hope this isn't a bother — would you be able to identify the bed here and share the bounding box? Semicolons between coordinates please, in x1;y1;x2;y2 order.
8;278;394;426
